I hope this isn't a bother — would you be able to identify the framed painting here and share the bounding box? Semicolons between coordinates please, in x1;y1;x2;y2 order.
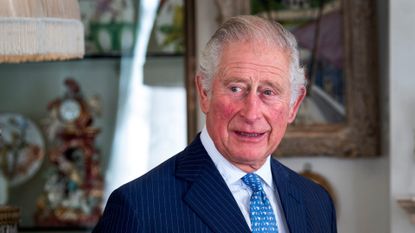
79;0;139;56
185;0;380;157
147;0;185;56
79;0;185;56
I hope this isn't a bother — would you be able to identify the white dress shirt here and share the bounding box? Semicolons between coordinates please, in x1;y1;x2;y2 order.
200;127;289;233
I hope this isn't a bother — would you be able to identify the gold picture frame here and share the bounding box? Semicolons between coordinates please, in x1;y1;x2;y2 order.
185;0;380;157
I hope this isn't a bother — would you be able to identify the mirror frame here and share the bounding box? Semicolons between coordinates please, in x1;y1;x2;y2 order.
185;0;380;157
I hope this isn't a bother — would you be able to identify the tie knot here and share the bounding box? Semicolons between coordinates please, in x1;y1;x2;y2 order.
242;173;264;192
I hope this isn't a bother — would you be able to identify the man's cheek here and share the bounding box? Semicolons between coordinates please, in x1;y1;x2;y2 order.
269;110;290;132
216;102;238;121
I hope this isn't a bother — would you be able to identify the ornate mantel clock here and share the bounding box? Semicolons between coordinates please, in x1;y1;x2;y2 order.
35;78;103;227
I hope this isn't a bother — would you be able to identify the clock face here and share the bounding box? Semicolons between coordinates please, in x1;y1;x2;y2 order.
59;99;81;122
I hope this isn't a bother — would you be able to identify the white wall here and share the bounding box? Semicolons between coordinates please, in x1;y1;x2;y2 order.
282;158;389;233
390;0;415;232
196;1;391;233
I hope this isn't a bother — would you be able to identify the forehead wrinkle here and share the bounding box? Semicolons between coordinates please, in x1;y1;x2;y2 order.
218;61;288;78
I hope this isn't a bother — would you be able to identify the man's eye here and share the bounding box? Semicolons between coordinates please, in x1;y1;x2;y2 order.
230;86;241;93
263;89;274;96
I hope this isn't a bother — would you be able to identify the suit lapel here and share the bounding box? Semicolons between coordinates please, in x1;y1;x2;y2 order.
271;160;308;233
175;136;251;233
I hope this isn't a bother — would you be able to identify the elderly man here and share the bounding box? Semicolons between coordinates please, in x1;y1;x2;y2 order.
93;15;337;233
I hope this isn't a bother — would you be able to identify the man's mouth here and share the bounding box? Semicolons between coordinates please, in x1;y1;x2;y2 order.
235;131;265;137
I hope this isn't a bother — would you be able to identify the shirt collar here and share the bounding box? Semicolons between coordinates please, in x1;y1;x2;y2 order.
200;127;274;190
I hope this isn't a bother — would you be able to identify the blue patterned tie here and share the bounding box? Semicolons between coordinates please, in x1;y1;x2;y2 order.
242;173;278;233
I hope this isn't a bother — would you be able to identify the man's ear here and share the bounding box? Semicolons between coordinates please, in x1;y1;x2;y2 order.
195;75;210;114
288;87;306;123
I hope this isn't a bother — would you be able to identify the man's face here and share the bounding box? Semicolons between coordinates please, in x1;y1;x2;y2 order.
197;41;305;172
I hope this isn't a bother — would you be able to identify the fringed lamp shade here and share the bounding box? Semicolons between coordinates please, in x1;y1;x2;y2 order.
0;0;84;63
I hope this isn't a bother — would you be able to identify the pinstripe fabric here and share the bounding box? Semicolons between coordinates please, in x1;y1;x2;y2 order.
271;160;337;233
93;135;337;233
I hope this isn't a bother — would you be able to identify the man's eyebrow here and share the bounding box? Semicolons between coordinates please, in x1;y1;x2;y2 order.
260;80;285;93
261;80;279;87
222;77;248;86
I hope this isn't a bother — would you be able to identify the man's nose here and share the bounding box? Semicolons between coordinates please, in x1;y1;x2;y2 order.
240;91;261;122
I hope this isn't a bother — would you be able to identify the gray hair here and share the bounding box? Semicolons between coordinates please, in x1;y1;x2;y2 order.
198;15;306;105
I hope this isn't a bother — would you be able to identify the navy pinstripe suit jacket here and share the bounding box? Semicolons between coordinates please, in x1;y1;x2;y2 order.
93;135;337;233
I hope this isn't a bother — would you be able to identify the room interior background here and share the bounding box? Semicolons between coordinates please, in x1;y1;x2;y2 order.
0;0;414;232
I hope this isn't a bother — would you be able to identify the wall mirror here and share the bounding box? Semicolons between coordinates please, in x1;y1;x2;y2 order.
186;0;380;157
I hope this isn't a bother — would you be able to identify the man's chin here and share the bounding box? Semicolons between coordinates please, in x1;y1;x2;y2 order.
228;151;268;165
